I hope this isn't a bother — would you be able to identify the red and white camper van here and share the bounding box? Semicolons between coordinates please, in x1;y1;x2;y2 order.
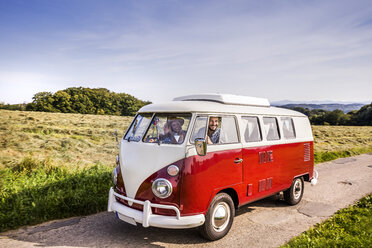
108;94;317;240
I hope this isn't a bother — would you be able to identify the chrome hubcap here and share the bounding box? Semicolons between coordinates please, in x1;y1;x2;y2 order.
212;202;230;232
293;179;302;199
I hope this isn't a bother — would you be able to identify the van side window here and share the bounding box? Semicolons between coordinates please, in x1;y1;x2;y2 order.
219;116;239;144
263;117;280;141
242;116;262;142
281;117;296;139
190;116;208;143
191;116;239;144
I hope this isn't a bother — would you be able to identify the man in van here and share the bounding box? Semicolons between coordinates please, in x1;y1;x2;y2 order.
197;116;225;144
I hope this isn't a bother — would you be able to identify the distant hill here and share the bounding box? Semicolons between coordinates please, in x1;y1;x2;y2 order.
274;102;372;126
272;100;370;105
275;103;366;113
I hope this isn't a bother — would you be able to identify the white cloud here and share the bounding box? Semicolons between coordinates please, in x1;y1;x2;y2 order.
1;0;372;103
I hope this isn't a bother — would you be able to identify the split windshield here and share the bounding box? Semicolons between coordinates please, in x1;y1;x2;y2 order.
124;114;152;142
124;113;191;144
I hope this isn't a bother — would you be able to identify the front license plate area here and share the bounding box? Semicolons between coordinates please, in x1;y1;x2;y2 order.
116;212;137;226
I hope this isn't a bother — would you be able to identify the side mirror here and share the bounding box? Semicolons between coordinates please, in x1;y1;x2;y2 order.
195;138;207;156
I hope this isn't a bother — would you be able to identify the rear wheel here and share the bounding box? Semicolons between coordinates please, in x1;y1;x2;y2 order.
284;177;304;205
199;193;235;240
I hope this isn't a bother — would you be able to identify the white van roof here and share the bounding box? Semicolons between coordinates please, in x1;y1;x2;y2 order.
139;94;306;117
173;93;270;107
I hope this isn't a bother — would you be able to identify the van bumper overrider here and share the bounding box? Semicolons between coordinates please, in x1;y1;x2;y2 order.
108;187;205;229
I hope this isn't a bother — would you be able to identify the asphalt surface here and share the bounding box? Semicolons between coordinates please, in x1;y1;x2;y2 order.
1;154;372;248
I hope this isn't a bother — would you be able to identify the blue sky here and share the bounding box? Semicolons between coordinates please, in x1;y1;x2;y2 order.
0;0;372;104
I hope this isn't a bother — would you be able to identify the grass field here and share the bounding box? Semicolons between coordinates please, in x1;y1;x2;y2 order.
1;109;372;232
0;109;132;171
0;109;132;231
313;125;372;163
282;194;372;247
2;109;372;169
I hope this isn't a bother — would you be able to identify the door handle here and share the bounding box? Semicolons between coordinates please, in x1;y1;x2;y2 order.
234;158;243;164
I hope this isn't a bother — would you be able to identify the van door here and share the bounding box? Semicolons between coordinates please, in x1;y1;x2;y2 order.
206;115;243;185
240;116;267;203
261;117;281;193
181;115;243;215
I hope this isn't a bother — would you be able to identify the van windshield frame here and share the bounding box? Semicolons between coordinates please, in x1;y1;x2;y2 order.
123;113;192;144
124;113;153;142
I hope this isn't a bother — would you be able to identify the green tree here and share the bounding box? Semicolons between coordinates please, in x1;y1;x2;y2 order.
324;110;345;125
26;92;57;112
25;87;150;116
53;91;73;113
353;103;372;125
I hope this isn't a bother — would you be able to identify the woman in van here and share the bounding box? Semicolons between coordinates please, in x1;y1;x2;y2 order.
161;118;187;144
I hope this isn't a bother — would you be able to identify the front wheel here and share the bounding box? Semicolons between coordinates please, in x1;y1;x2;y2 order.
284;177;304;205
199;193;235;241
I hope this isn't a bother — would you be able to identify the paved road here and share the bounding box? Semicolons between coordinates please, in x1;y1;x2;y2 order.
1;154;372;248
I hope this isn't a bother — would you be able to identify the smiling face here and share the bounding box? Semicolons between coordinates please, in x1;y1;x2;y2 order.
208;117;219;132
171;120;182;133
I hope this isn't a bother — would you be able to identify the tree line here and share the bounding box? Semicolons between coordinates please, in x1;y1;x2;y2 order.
0;87;150;116
1;89;371;125
289;103;372;125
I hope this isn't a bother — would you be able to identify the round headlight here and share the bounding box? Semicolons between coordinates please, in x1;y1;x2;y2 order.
167;165;179;176
152;178;173;199
112;167;118;186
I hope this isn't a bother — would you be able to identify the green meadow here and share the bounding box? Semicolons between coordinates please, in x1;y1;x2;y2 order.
1;109;372;232
0;109;131;231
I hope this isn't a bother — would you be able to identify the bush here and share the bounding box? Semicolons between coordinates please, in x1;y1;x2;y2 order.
0;102;27;111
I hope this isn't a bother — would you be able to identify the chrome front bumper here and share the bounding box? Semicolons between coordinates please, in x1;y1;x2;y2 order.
107;187;205;229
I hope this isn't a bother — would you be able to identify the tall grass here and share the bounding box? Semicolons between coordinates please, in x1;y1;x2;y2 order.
0;157;111;232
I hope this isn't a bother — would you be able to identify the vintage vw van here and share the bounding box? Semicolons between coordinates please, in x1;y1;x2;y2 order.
107;93;317;240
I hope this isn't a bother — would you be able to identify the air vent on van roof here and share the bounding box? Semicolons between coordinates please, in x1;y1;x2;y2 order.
173;93;270;107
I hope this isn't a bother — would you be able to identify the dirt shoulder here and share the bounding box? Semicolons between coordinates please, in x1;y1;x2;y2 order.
1;154;372;248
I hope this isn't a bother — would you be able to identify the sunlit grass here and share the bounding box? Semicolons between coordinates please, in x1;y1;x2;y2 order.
0;109;133;170
1;109;372;232
312;125;372;163
0;109;133;231
2;110;371;170
313;125;372;152
282;195;372;247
